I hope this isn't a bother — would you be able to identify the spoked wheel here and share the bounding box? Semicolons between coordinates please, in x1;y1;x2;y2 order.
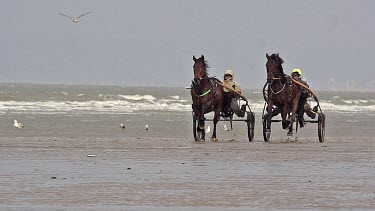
262;114;271;142
246;112;255;141
318;113;326;142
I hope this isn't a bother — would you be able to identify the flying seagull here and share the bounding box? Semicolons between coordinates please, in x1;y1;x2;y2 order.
14;120;24;129
59;12;92;23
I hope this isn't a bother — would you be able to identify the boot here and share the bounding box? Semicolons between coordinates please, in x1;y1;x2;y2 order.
304;103;316;119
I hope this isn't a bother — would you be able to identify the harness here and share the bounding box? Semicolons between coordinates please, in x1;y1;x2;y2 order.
268;77;286;95
191;77;218;98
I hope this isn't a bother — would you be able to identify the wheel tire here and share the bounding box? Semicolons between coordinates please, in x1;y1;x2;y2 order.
318;113;326;142
247;112;255;142
262;114;271;142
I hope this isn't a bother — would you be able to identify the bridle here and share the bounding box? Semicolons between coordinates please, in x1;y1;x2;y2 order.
267;68;286;95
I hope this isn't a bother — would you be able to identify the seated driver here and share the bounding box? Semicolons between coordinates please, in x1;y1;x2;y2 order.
222;69;246;117
291;68;318;119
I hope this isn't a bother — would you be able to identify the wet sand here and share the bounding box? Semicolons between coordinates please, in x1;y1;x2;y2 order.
0;136;374;210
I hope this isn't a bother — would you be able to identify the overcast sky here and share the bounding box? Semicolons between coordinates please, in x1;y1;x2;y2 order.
1;0;374;89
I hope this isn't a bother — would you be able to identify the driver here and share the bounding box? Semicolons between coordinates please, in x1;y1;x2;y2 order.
291;68;318;119
222;69;246;117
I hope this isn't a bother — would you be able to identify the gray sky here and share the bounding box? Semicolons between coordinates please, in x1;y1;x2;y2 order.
1;0;374;90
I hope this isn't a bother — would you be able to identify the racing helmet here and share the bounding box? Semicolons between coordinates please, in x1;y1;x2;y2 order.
291;68;302;78
224;69;234;77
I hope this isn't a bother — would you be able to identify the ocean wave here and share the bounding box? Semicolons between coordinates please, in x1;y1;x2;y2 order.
170;95;181;100
1;97;375;115
0;99;191;115
118;94;156;102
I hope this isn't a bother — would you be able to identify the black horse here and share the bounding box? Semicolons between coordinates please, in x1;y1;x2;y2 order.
265;53;301;136
191;55;224;142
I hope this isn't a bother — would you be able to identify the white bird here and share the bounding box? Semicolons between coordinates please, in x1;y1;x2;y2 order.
120;123;125;130
205;125;210;133
14;120;24;129
145;125;149;131
224;124;229;131
59;12;92;23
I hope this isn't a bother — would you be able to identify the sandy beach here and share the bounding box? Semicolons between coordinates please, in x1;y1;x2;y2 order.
0;136;374;210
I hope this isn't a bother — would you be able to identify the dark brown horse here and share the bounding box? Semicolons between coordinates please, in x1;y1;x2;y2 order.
191;55;224;142
265;53;301;136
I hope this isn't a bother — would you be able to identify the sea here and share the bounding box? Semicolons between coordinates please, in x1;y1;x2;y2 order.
1;83;374;140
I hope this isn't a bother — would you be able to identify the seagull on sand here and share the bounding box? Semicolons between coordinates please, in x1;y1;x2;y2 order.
58;12;92;23
205;126;210;133
14;120;24;129
145;125;149;131
120;123;125;130
224;124;230;131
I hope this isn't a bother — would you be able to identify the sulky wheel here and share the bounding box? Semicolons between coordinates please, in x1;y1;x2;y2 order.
246;112;255;142
262;114;271;142
318;113;326;142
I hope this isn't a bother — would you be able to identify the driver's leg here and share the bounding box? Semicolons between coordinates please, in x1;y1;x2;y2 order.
304;102;317;119
230;98;245;117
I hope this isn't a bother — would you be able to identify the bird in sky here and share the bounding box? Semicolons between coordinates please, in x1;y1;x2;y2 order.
58;12;92;23
14;120;24;129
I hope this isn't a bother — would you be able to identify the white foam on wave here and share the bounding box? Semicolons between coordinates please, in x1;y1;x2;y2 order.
118;94;156;102
170;95;181;100
1;95;375;115
319;101;375;113
0;98;191;115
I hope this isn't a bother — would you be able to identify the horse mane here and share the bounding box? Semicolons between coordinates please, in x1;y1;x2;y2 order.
204;60;210;76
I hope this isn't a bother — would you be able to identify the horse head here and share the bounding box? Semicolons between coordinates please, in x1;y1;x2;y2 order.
193;55;208;85
266;53;285;84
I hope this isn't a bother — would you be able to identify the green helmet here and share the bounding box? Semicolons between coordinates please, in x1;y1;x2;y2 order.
291;68;302;78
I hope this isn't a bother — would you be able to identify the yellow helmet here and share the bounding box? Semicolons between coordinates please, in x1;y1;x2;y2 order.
291;68;302;78
224;69;234;77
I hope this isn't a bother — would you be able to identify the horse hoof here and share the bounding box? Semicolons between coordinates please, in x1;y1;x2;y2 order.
211;137;218;142
198;139;205;142
287;132;293;136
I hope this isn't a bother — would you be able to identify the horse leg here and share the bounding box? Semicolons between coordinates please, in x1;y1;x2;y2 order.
197;105;207;141
211;106;221;142
288;98;300;136
281;105;289;130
